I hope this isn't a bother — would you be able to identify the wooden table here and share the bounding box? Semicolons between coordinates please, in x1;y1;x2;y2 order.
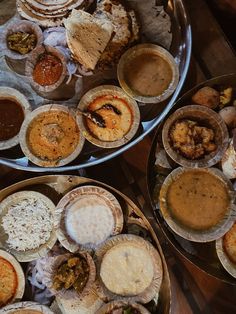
1;1;236;313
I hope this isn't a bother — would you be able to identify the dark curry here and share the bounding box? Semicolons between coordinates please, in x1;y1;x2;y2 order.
0;99;24;141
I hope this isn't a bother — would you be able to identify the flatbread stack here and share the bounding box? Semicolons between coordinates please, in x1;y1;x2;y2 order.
16;0;88;27
94;0;140;69
64;9;114;70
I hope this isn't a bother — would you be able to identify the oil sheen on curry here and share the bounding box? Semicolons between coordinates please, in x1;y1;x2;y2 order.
27;110;80;162
166;170;230;230
124;52;173;97
86;95;133;142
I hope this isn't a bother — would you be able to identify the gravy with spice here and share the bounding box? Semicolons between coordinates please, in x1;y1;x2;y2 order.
167;170;230;230
124;52;173;97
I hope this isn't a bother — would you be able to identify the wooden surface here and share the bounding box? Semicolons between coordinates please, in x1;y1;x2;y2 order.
1;0;236;313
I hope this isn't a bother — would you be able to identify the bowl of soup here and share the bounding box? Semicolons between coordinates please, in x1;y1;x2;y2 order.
117;44;179;104
159;167;236;242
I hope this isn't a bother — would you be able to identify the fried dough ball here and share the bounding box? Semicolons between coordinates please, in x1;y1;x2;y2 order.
192;86;220;109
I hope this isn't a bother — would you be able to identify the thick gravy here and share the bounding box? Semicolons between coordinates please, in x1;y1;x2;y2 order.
124;52;173;97
167;170;230;230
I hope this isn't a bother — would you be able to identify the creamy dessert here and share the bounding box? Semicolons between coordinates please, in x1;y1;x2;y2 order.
0;257;17;307
85;95;133;142
27;110;80;163
166;170;230;230
100;242;154;296
223;222;236;264
65;194;115;246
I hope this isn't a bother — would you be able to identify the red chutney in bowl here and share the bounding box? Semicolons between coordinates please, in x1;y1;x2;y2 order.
33;53;63;86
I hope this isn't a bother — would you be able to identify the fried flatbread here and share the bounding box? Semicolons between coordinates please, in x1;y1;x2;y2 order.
223;223;236;264
0;257;18;307
94;0;132;68
65;9;113;70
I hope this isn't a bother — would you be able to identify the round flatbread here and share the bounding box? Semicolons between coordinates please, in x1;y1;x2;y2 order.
17;0;63;27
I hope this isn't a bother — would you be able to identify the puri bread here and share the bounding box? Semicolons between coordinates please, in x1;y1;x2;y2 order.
64;9;113;70
223;222;236;264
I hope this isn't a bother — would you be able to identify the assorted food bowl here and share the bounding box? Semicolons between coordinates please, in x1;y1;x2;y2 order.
0;0;187;170
0;175;169;314
148;74;236;282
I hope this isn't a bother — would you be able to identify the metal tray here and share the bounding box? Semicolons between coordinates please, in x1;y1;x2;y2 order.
0;175;171;313
147;73;236;285
0;0;192;172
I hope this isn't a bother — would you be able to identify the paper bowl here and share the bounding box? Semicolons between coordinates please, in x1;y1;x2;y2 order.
2;19;43;60
216;222;236;278
54;185;124;252
117;43;179;104
77;85;140;148
95;234;163;304
159;167;236;242
162;105;229;168
0;191;57;262
25;45;67;93
43;252;96;300
0;249;25;308
0;86;31;150
1;301;54;313
19;104;85;167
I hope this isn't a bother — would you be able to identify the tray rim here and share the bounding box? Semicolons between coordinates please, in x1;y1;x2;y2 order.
0;0;192;172
0;174;172;314
146;73;236;285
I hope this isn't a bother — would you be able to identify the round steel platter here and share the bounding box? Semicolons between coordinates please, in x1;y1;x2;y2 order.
0;0;191;172
147;73;236;285
0;174;171;313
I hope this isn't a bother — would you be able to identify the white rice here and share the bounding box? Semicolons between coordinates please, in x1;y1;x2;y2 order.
2;197;53;251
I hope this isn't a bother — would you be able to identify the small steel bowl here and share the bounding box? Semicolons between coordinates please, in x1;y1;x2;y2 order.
162;105;229;168
117;43;179;104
